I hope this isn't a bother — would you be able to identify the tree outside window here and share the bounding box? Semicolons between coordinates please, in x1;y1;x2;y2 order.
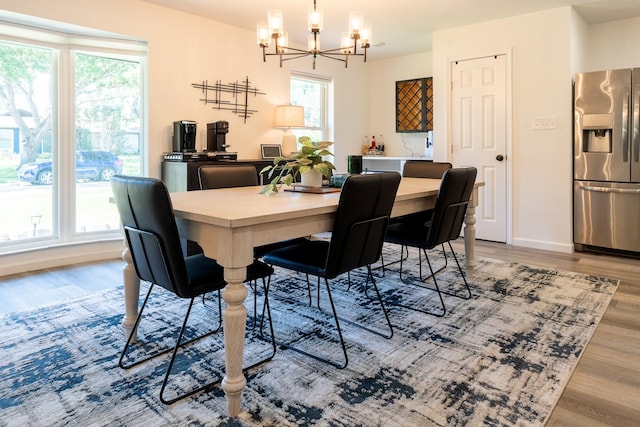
0;32;145;249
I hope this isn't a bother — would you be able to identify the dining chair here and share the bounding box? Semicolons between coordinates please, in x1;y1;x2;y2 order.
198;164;310;319
383;167;477;317
111;175;276;405
380;161;452;275
198;164;259;189
262;172;402;369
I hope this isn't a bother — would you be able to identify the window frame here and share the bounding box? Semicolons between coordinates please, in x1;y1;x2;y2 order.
290;72;333;143
0;13;148;255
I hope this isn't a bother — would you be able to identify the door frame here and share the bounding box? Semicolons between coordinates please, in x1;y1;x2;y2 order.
445;48;513;245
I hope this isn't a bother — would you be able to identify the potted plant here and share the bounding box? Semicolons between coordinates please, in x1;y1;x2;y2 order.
260;136;335;195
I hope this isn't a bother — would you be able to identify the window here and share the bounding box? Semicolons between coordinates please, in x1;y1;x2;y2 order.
290;73;332;143
0;15;146;254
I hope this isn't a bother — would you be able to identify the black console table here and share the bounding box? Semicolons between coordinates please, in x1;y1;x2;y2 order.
161;159;273;192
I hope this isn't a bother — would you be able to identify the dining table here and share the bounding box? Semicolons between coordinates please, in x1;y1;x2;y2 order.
118;176;483;416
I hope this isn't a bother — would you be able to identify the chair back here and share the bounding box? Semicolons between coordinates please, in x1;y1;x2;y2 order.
199;165;258;190
403;160;452;179
111;175;190;297
426;167;477;249
325;172;401;278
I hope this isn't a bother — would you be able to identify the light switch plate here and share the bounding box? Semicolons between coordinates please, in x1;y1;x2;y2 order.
532;116;557;130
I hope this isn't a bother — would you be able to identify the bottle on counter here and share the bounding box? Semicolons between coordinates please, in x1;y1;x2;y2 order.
362;135;370;154
378;134;384;152
370;135;376;150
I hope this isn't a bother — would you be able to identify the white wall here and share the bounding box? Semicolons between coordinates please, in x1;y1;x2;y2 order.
367;52;433;158
432;7;575;253
584;16;640;71
0;0;368;274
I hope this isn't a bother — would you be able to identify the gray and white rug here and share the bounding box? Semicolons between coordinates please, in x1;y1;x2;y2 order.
0;247;618;426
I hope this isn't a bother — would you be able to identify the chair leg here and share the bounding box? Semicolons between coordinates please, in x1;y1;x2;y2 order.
266;274;348;369
444;241;472;300
244;275;277;371
374;244;409;277
122;282;274;405
420;242;471;300
355;265;394;339
120;285;222;370
419;244;448;282
160;298;222;405
302;277;348;369
160;284;276;405
382;251;447;318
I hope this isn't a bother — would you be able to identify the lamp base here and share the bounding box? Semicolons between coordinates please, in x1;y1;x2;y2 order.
282;132;298;156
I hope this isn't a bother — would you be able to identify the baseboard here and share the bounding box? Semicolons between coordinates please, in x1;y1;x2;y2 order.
511;238;573;254
0;240;124;278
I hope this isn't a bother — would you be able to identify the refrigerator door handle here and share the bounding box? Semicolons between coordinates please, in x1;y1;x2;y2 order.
582;185;640;194
634;82;640;162
623;88;630;162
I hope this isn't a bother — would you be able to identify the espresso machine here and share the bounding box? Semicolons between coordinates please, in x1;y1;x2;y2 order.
172;120;197;152
207;121;230;152
163;119;237;162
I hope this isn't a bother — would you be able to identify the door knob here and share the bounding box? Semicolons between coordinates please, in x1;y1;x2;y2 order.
496;154;504;161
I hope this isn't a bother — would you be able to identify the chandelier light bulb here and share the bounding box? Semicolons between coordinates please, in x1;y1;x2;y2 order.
308;5;323;32
341;32;353;54
257;22;270;46
360;23;372;47
277;32;288;53
308;34;320;52
267;10;284;36
348;11;364;35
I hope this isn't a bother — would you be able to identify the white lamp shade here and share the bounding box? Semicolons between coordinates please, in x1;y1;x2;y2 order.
274;105;305;128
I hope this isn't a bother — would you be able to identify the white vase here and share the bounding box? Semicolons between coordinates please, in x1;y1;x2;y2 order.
301;169;323;187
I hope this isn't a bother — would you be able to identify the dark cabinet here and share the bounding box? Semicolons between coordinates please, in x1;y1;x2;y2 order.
161;159;273;192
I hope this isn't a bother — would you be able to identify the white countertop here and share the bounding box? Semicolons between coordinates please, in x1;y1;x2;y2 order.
362;155;434;161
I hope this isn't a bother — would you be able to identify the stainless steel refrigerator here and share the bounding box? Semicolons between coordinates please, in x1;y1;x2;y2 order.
574;68;640;254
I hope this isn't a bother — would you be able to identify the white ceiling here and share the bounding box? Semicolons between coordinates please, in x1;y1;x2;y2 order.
141;0;640;60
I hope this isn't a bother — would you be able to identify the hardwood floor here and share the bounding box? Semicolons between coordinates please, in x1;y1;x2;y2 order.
1;240;638;425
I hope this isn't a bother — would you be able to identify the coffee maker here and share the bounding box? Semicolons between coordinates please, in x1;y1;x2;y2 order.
207;121;230;152
173;120;197;152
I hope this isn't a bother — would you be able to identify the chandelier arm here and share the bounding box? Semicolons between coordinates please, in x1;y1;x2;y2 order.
277;53;317;62
318;51;365;58
268;45;310;55
316;53;347;64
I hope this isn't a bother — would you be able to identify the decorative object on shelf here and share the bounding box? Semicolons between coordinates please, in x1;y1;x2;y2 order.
260;137;335;195
274;105;305;155
365;134;384;156
261;144;282;160
257;0;372;69
396;77;433;132
191;77;266;123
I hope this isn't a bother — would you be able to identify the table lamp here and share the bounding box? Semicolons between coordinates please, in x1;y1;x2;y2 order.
274;105;305;155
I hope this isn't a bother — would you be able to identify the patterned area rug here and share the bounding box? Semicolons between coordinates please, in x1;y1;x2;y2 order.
0;247;618;426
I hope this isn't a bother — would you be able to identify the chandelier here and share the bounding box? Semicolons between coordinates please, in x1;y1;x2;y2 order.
257;0;372;69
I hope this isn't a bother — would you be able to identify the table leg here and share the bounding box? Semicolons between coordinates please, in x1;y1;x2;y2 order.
221;266;249;416
122;246;140;343
463;187;479;270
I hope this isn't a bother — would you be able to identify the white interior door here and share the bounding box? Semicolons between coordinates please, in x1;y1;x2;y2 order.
450;55;508;243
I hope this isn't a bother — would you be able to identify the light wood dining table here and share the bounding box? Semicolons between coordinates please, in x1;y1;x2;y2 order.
119;176;483;416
